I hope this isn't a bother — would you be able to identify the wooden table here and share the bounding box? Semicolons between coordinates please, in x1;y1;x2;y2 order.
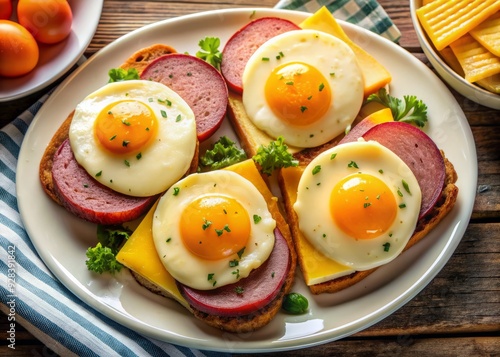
2;1;499;355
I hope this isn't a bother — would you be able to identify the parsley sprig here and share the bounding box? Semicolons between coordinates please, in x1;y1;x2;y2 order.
366;88;428;127
196;37;223;70
108;68;140;83
199;136;247;171
252;136;299;176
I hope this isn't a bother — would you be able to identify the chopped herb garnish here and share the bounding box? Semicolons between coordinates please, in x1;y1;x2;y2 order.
124;160;130;167
202;219;212;230
122;140;130;147
136;152;142;160
109;135;116;141
300;106;307;112
173;187;180;196
176;114;182;122
161;110;167;118
312;165;321;175
364;202;371;208
166;238;172;243
262;57;270;61
95;171;102;177
379;169;384;174
208;273;215;281
232;269;240;279
319;83;325;91
330;153;337;160
253;214;262;224
235;286;244;295
348;161;359;169
399;203;407;209
383;242;391;252
229;259;239;267
237;247;246;259
402;179;411;195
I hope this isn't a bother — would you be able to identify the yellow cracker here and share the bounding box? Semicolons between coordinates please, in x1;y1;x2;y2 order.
440;46;500;93
470;11;500;57
449;34;500;83
416;0;500;51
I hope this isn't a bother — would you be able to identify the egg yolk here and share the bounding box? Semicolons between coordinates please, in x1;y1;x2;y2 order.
94;100;158;155
264;61;331;126
179;194;251;260
330;173;397;240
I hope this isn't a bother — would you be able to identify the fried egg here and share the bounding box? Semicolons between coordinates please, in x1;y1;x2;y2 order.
152;170;276;290
294;140;422;271
69;80;197;197
242;29;364;148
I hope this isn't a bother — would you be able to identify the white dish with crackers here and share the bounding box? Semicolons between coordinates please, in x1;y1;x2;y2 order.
410;0;500;110
17;8;476;352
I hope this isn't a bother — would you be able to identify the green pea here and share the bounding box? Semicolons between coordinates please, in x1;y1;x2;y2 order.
282;292;309;314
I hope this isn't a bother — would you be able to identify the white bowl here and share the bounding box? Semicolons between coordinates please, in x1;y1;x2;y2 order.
409;0;500;110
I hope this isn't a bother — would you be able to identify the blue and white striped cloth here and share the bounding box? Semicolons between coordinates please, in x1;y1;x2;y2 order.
0;1;399;355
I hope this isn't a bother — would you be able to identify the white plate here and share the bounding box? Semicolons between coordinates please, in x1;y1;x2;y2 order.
0;0;103;102
17;8;477;353
409;0;500;110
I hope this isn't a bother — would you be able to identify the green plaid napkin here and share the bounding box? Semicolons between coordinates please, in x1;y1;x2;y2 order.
275;0;401;42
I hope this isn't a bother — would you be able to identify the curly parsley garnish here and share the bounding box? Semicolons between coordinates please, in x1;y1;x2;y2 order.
252;136;299;176
199;136;247;171
108;68;140;83
85;225;131;274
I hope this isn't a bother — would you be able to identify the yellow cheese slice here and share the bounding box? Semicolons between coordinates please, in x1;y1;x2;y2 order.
280;166;355;285
115;201;190;308
299;6;392;97
449;33;500;83
416;0;500;51
470;11;500;57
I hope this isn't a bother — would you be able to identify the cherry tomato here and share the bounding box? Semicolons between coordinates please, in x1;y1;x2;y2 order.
0;0;13;20
17;0;73;44
0;20;39;77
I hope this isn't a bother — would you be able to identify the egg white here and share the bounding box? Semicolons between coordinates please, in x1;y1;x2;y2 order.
294;140;422;271
69;80;197;197
152;170;276;290
242;29;364;148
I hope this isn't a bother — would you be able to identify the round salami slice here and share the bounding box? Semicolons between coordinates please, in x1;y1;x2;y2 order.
362;121;446;219
178;228;290;317
140;53;228;142
220;17;300;94
52;139;157;225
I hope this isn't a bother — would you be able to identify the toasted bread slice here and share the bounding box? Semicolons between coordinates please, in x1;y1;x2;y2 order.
119;43;176;73
278;153;458;294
